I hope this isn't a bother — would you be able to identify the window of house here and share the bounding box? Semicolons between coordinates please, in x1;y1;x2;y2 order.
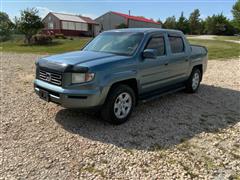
75;23;81;30
75;22;88;31
48;22;54;29
146;36;165;56
169;36;184;53
68;22;75;30
81;23;88;31
62;21;75;30
62;21;88;31
62;21;68;29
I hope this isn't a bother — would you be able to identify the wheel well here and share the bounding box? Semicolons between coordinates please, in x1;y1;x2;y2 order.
109;79;138;98
193;65;203;81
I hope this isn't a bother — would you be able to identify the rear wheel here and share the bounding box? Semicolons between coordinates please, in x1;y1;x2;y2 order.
185;68;202;93
101;85;136;125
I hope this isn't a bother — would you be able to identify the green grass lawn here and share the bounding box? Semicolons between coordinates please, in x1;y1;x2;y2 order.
188;39;240;60
1;37;91;55
1;35;239;60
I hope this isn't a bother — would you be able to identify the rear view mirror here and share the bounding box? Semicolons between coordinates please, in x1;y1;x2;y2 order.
143;49;157;59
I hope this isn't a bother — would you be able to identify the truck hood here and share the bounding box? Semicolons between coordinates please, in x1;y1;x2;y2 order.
37;50;128;72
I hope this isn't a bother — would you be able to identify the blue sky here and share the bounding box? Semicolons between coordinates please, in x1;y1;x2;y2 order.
2;0;236;22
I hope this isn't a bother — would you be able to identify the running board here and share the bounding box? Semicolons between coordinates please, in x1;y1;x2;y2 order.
140;86;185;103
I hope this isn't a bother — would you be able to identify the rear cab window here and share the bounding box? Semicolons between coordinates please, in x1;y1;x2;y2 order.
145;35;166;57
168;35;185;54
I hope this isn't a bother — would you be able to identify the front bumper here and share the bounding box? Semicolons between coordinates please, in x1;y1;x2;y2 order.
34;79;106;109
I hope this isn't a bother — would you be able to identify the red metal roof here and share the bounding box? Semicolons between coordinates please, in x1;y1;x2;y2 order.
111;11;161;25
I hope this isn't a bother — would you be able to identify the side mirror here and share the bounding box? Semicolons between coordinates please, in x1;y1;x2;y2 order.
142;49;157;59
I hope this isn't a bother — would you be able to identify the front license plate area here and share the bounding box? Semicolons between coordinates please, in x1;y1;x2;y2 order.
39;89;49;102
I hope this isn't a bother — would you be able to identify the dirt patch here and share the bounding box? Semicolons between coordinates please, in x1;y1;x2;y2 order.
188;35;217;40
225;40;240;44
1;53;240;179
188;35;240;44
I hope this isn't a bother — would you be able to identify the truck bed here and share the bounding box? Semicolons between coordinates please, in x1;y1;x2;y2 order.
190;44;208;58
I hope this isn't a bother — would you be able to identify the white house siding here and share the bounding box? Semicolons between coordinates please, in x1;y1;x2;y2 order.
42;13;61;29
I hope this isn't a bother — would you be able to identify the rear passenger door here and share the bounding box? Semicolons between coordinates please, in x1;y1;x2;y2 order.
167;34;189;83
139;34;171;93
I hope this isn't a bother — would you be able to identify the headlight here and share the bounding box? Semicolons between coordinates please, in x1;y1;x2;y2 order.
72;73;95;84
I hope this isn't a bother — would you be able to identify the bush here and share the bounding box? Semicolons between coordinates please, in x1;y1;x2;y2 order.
31;34;52;45
54;33;66;39
115;23;128;29
15;8;44;44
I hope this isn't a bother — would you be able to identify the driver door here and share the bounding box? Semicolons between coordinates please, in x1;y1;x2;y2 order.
138;34;171;94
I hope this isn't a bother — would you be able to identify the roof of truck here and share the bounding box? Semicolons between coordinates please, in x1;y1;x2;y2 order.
106;28;183;34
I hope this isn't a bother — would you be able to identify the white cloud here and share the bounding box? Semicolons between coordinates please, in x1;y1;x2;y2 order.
226;13;233;19
36;7;52;18
200;14;207;19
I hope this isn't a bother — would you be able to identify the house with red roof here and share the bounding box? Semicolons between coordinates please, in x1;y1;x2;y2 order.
95;11;161;34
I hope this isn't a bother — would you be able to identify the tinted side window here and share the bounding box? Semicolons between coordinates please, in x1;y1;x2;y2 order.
169;36;184;53
146;37;165;56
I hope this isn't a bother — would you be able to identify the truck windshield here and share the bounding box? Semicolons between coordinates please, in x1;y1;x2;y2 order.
83;32;144;56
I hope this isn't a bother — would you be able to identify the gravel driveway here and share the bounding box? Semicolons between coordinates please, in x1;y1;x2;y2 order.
1;53;240;179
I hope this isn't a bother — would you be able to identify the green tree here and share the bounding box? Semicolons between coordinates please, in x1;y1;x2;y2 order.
205;14;235;35
199;20;206;34
189;9;201;35
15;8;44;44
232;0;240;32
157;18;162;24
163;16;177;29
0;12;14;41
177;12;189;34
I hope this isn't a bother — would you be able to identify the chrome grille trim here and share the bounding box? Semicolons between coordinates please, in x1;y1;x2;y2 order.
39;70;62;86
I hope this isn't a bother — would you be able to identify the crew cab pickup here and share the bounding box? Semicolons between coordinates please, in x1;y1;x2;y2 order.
34;28;208;124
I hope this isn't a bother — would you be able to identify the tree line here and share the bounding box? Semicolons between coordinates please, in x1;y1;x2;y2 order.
159;1;240;35
0;8;43;42
0;0;240;43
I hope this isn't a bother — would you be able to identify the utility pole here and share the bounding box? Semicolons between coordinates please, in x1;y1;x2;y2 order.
127;10;131;28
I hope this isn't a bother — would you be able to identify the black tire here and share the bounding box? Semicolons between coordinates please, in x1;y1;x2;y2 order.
101;84;136;125
185;68;202;93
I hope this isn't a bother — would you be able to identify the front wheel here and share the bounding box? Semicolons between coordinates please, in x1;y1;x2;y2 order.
185;68;202;93
101;85;136;125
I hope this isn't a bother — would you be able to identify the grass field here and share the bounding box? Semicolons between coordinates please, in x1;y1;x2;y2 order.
1;35;239;60
188;38;240;60
1;36;91;54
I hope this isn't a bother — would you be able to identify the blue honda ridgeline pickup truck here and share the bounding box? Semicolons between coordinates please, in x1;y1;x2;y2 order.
34;28;208;124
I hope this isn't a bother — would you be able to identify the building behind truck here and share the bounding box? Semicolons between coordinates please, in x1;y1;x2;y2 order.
95;11;162;34
42;12;99;37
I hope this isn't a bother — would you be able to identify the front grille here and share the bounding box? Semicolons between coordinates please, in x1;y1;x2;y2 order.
39;70;62;86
